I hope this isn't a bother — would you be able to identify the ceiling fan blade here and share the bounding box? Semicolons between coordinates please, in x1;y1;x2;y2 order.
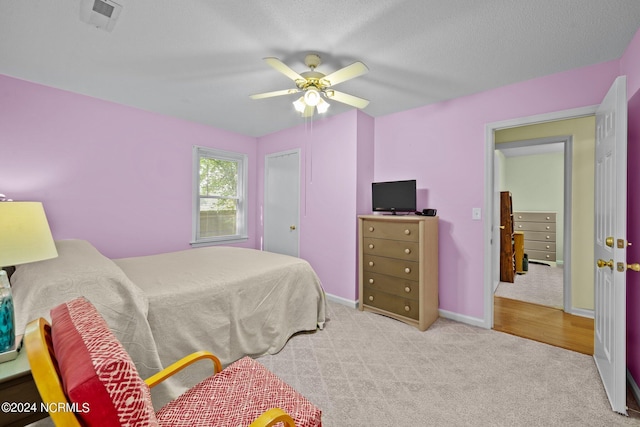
322;62;369;87
264;57;305;82
325;90;370;109
250;88;299;100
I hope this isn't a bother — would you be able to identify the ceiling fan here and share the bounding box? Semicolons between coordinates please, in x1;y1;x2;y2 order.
250;53;369;117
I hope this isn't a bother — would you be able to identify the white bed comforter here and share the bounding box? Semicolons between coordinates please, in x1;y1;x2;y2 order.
12;239;326;407
114;245;326;402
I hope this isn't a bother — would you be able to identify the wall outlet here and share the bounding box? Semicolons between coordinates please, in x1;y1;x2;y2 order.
472;207;481;220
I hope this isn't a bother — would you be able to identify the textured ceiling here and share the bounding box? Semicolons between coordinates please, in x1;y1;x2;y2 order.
2;1;640;137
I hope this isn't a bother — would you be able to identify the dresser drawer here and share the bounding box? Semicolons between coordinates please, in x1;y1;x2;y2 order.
362;220;419;242
514;222;556;232
358;215;438;331
524;241;556;252
362;271;419;299
362;238;419;261
527;250;556;262
362;287;419;320
514;212;556;223
363;254;419;281
522;231;556;243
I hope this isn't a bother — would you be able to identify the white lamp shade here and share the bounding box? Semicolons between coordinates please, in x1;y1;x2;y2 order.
293;96;306;113
303;89;321;106
316;98;330;114
0;202;58;267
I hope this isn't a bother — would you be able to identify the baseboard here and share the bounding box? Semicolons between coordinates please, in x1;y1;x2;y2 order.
438;308;487;329
567;307;594;319
324;295;498;329
325;292;358;309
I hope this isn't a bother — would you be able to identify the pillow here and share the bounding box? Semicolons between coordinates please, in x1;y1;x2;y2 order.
51;297;158;426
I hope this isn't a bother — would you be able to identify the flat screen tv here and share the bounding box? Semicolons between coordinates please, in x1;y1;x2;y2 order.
372;180;416;214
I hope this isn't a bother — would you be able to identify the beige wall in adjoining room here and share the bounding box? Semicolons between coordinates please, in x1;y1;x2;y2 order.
502;151;565;263
495;116;595;311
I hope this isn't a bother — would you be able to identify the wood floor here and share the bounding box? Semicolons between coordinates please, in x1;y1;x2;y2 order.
493;296;594;355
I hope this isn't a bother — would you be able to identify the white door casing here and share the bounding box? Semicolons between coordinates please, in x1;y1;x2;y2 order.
493;151;501;293
593;76;628;415
484;105;596;330
264;150;300;257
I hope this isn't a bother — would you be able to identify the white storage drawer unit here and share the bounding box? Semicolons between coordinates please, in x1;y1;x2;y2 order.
513;212;556;262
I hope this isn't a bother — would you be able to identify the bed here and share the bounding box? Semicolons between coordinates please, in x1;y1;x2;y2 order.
11;239;326;406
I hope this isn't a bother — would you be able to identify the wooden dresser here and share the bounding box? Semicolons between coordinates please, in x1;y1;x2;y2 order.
500;192;515;282
358;215;438;331
513;211;557;263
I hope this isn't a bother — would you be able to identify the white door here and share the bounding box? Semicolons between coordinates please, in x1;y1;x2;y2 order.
593;76;627;415
264;150;300;257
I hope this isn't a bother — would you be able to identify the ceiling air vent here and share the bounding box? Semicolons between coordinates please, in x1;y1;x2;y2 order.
80;0;122;32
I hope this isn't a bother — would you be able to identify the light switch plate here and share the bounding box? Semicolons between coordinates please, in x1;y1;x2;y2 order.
472;208;481;220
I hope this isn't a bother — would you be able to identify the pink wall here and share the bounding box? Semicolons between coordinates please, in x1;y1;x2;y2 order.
622;29;640;99
2;27;637;334
627;91;640;386
621;28;640;387
0;75;258;258
257;111;374;301
375;60;620;320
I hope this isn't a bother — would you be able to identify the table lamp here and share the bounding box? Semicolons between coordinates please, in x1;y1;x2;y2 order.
0;201;58;361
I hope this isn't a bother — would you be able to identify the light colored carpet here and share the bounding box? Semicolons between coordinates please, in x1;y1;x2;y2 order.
258;300;637;426
495;263;564;308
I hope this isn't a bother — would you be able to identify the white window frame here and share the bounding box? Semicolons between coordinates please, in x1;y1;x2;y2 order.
192;146;248;246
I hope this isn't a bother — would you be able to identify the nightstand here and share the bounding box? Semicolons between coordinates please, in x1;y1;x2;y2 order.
0;338;48;426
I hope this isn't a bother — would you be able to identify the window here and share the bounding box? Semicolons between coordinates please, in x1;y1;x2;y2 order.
192;146;248;245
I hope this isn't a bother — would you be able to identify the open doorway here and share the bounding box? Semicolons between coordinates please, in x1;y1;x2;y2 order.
494;136;570;311
487;114;597;321
485;112;597;353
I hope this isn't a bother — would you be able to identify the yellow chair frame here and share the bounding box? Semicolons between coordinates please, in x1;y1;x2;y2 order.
24;318;296;427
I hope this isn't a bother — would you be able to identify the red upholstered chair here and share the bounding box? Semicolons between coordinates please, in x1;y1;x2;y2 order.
24;297;322;426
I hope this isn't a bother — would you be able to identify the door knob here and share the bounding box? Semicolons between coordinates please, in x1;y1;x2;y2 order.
597;259;614;269
627;263;640;272
289;225;296;230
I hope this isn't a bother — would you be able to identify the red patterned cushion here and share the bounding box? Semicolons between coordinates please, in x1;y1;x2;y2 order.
51;297;158;427
155;356;322;427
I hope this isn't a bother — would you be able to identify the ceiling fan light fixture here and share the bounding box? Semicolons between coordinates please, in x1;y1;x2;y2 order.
316;98;330;114
254;54;369;117
293;96;306;113
303;89;321;106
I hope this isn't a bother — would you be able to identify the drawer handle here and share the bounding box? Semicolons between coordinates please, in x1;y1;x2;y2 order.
518;225;522;228
368;244;374;249
404;267;411;274
518;215;522;219
546;226;550;230
546;245;550;249
546;216;550;220
369;278;374;284
368;295;374;302
404;305;411;312
546;255;551;259
404;286;411;293
368;261;374;267
368;226;374;232
404;248;411;254
404;229;411;235
546;236;550;239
